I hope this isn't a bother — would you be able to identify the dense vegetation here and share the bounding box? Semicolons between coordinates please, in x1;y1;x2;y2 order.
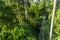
0;0;60;40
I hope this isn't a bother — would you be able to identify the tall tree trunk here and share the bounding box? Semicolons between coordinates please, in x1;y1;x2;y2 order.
16;0;20;25
24;0;28;19
4;0;7;5
4;0;10;5
38;1;46;40
38;13;46;40
50;0;56;40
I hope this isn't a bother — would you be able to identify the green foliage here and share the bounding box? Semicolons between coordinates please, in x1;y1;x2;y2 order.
53;8;60;40
0;0;60;40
